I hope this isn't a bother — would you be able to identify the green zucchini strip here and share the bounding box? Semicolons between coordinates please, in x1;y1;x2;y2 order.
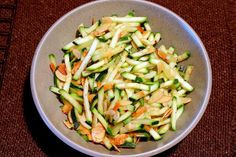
83;79;93;124
73;38;99;80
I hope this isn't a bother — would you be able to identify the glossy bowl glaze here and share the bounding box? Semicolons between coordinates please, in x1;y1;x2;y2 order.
30;0;212;156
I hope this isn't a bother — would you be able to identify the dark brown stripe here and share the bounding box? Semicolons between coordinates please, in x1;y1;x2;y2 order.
0;0;18;90
226;0;236;156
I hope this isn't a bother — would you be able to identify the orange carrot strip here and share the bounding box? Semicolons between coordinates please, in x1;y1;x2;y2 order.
132;106;146;118
120;31;128;38
79;125;90;135
88;94;96;103
76;90;83;96
153;127;158;132
110;134;129;145
72;61;82;75
157;50;167;60
50;63;56;73
128;132;136;137
104;83;114;91
113;102;120;112
144;125;151;132
72;80;82;85
97;82;102;88
137;26;144;33
79;125;92;141
61;101;73;114
87;133;92;141
81;77;86;86
82;50;88;57
58;63;67;75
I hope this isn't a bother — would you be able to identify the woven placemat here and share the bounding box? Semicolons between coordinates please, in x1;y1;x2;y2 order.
0;0;17;89
0;0;235;156
226;0;236;155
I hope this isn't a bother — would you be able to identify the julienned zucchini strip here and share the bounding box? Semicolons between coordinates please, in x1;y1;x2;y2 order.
49;11;194;152
59;89;82;114
73;38;99;80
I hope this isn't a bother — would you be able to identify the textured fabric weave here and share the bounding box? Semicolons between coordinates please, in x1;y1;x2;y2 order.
0;0;235;156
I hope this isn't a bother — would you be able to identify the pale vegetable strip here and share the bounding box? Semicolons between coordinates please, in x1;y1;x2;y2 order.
63;54;72;92
83;79;92;124
73;38;99;80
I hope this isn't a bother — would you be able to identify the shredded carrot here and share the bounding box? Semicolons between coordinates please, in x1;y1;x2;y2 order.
144;125;151;132
79;125;92;141
81;77;86;86
72;79;82;85
113;102;120;112
104;83;114;91
49;63;56;72
128;132;139;137
110;134;129;145
72;61;82;75
135;91;146;98
87;133;92;141
93;31;106;37
58;63;67;75
79;125;90;135
157;50;168;60
128;132;135;137
132;106;146;118
97;82;102;88
153;127;158;132
61;101;73;114
142;31;149;37
137;26;144;33
82;50;88;57
76;90;83;96
88;94;96;103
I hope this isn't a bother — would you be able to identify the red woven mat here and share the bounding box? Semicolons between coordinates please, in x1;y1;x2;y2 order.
0;0;235;156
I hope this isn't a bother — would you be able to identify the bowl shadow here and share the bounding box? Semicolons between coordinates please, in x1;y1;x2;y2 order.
23;73;178;157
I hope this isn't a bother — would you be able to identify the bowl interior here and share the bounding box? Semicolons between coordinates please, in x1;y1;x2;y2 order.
31;0;211;156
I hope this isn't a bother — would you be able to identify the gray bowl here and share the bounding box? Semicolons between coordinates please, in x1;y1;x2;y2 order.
30;0;212;156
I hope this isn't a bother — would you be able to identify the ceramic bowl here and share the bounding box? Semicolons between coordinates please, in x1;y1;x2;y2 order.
30;0;212;156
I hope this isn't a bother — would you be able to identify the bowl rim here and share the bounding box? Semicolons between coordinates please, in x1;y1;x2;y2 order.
30;0;212;156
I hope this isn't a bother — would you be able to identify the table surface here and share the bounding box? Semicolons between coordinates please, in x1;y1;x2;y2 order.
0;0;235;156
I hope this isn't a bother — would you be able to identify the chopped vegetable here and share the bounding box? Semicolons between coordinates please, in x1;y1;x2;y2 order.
92;123;105;143
49;11;194;151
